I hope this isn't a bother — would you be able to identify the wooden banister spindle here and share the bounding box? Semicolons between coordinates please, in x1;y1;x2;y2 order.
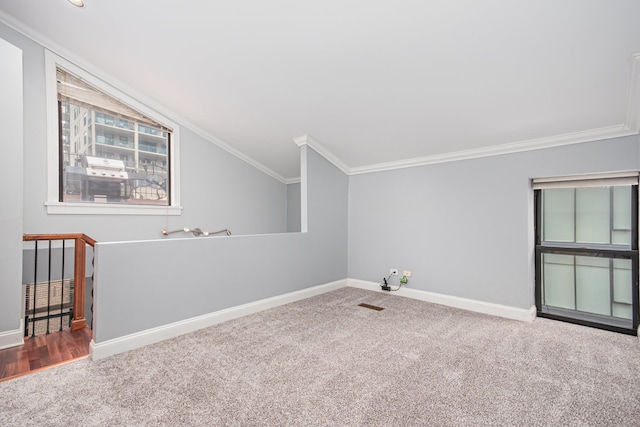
23;233;95;334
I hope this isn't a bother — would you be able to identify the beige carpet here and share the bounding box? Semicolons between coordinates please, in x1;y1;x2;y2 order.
1;287;639;426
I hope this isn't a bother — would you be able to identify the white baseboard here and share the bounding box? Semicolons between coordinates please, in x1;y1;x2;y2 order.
90;279;347;360
348;279;536;322
0;320;24;350
90;277;536;360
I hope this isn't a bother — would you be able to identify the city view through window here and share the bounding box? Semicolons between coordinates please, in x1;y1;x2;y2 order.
60;101;170;205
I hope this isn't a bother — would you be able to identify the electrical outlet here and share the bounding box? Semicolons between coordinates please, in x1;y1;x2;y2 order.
403;270;412;277
390;268;399;276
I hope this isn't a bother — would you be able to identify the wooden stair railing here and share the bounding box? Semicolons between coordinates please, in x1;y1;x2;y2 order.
23;233;96;332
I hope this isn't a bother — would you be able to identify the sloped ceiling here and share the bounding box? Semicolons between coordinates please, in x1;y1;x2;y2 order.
1;0;639;181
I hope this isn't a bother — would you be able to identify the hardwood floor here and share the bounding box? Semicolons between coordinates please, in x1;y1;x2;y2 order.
0;327;92;382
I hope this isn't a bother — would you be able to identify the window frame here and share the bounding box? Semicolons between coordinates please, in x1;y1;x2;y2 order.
45;50;182;215
534;177;639;334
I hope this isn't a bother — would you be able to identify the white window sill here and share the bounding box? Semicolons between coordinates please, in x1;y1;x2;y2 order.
45;202;183;216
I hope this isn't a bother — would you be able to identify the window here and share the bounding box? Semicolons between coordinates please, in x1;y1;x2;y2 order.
45;51;181;215
534;173;639;334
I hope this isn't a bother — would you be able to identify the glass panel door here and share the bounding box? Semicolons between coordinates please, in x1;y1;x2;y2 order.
535;184;639;334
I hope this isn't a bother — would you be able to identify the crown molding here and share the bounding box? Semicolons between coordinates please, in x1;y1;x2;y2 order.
2;10;639;181
349;125;637;175
0;11;288;184
293;134;350;175
299;53;640;177
284;177;301;185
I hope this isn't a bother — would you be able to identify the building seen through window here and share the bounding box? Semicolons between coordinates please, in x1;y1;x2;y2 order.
58;68;171;206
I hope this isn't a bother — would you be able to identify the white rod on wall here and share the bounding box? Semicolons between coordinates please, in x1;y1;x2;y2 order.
161;227;231;237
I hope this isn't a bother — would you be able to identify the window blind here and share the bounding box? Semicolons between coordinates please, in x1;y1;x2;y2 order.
532;172;639;190
56;68;171;132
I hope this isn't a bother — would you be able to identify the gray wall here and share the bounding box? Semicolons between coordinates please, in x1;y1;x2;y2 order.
0;37;23;336
0;19;294;342
3;15;639;346
286;182;301;232
166;126;287;237
93;147;348;342
0;21;288;244
348;135;640;310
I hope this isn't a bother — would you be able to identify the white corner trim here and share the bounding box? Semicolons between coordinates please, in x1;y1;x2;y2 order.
299;145;308;233
347;279;536;322
292;134;309;147
285;176;301;185
0;321;24;350
90;279;347;360
293;134;350;176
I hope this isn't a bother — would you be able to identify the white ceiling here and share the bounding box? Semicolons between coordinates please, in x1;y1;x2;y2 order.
1;0;639;181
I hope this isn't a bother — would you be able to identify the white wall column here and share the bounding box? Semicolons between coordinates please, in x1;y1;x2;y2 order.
0;37;24;349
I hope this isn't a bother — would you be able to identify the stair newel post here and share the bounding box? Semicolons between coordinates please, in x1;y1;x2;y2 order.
71;237;87;331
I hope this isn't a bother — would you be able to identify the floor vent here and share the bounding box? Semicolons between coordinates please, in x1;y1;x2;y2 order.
358;303;384;311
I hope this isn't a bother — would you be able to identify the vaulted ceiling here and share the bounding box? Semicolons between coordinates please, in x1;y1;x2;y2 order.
1;1;639;181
